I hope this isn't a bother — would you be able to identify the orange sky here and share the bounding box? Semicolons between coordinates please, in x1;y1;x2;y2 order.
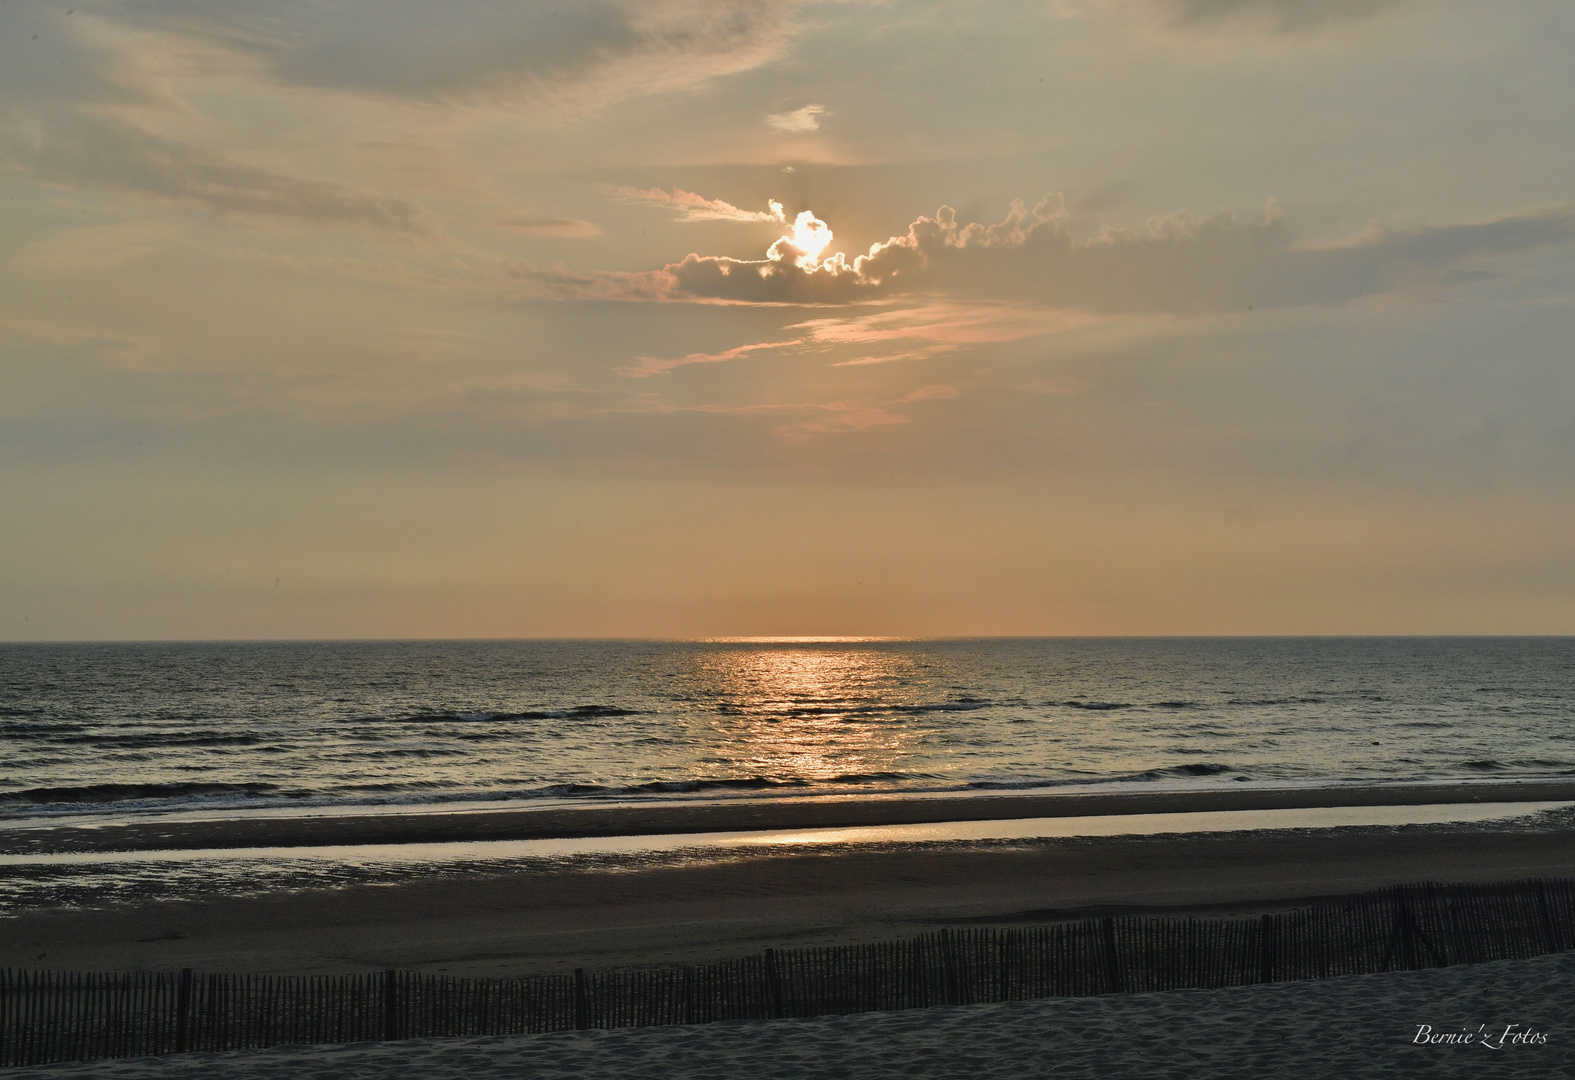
3;0;1574;638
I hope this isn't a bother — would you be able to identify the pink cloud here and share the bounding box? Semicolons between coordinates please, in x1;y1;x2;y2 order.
618;300;1092;377
606;186;786;224
619;337;802;378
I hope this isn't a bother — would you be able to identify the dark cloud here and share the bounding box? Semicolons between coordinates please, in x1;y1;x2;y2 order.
95;0;797;107
0;6;432;231
0;4;167;107
665;197;1575;312
13;113;433;232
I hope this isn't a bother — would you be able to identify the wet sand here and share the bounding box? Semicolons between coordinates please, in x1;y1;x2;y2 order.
13;952;1574;1079
6;779;1575;855
6;822;1575;977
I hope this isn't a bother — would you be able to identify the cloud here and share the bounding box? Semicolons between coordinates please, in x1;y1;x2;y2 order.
654;396;929;437
796;303;1094;353
98;0;802;115
606;186;787;223
664;196;1575;311
620;338;794;378
0;5;174;109
765;104;827;133
0;8;437;234
898;385;960;402
1157;0;1409;35
10;113;435;232
499;218;603;239
620;301;1091;377
13;220;183;274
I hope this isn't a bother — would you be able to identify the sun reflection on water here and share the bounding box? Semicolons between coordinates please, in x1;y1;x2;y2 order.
693;645;942;787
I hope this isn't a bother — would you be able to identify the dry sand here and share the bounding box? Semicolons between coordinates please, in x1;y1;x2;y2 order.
7;823;1575;976
12;952;1573;1079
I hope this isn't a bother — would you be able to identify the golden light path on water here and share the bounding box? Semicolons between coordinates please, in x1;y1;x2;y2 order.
690;644;940;792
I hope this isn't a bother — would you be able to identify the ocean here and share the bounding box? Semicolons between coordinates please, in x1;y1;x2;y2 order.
4;637;1573;823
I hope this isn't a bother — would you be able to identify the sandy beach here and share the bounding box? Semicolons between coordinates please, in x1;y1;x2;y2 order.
7;786;1573;1077
10;952;1572;1079
6;802;1575;976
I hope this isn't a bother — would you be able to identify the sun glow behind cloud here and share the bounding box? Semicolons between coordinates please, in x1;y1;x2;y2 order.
771;210;835;268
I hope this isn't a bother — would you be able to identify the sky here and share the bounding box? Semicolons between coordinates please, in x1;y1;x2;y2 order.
2;0;1574;639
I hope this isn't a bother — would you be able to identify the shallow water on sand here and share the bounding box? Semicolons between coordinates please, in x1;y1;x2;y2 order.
0;801;1568;912
3;638;1573;822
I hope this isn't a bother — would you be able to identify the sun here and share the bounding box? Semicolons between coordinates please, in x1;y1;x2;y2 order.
788;210;832;266
766;209;836;269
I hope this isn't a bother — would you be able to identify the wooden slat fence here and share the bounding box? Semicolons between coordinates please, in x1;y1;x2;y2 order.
4;878;1573;1067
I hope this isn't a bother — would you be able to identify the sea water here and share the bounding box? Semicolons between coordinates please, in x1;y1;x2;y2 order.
3;638;1572;822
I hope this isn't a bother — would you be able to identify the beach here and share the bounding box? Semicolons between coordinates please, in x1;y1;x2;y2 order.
11;952;1573;1079
5;786;1575;1076
6;787;1575;976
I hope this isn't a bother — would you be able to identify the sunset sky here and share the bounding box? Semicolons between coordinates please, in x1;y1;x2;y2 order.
3;0;1574;639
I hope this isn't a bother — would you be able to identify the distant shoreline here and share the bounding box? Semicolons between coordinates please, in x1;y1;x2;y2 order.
6;779;1575;856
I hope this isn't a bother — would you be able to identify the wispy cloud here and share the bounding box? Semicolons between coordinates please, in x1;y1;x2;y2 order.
619;338;798;378
96;0;804;117
648;393;941;437
1157;0;1409;35
796;303;1095;361
11;112;436;233
498;217;603;239
606;186;787;223
619;301;1091;377
13;220;183;274
765;104;827;133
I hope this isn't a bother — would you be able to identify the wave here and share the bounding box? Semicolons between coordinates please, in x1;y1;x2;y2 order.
1450;759;1567;772
892;698;994;715
538;771;938;798
1225;697;1326;706
966;777;1076;791
76;732;265;749
0;721;88;738
1158;762;1236;776
754;699;996;720
1058;701;1131;711
966;763;1243;789
0;781;277;806
395;705;641;724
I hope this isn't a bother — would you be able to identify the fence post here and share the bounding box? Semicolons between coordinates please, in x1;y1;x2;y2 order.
764;949;783;1019
1101;918;1124;994
174;968;192;1054
938;930;955;1006
382;970;398;1042
1258;916;1274;984
573;969;588;1031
